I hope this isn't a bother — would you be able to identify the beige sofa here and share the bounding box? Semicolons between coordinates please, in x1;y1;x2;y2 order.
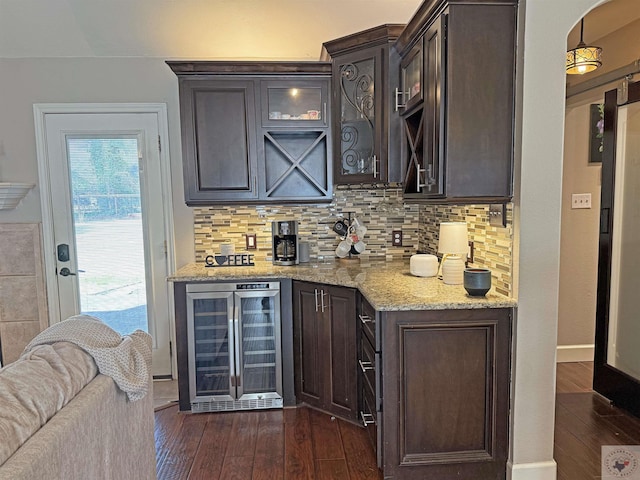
0;327;156;480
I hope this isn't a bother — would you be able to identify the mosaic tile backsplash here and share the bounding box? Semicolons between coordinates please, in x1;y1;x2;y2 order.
193;187;513;296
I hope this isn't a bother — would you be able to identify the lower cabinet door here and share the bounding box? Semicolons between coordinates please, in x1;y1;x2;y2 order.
325;285;357;420
293;281;357;420
381;308;512;480
293;282;324;407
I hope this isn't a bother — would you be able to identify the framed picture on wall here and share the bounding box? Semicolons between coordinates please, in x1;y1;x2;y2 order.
589;103;604;163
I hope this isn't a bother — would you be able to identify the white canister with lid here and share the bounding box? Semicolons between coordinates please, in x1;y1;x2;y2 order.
410;254;439;277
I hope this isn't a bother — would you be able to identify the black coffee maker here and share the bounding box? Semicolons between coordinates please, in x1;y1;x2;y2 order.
272;220;299;266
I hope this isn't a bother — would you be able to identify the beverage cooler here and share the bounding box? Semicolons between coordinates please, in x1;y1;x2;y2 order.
186;282;282;412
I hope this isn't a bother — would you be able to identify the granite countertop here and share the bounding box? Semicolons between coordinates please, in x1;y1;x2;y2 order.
169;259;516;311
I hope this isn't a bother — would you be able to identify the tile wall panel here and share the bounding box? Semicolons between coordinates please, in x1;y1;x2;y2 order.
418;203;514;296
0;224;49;365
192;188;513;296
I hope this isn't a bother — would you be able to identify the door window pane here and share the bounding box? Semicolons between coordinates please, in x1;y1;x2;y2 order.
67;137;148;334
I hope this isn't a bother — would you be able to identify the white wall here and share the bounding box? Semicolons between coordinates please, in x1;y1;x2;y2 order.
0;57;193;268
557;98;602;359
510;0;604;478
557;17;640;361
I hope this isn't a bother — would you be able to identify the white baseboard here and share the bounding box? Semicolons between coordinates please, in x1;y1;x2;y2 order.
508;460;557;480
556;344;594;363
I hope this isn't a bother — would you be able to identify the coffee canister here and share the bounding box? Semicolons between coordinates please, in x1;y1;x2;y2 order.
298;241;310;263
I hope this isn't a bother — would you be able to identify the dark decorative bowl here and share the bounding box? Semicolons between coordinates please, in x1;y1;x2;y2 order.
463;268;492;296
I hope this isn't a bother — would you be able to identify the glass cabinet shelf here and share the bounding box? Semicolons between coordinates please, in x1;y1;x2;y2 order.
267;87;322;120
261;80;328;126
400;42;423;112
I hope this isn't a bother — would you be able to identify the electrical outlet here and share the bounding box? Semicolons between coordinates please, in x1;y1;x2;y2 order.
392;230;403;247
571;193;592;209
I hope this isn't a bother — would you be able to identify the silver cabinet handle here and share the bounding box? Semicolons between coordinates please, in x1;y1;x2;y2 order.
359;360;374;373
372;154;378;179
228;311;236;388
360;411;376;426
426;163;436;191
417;163;426;191
233;305;242;387
320;290;326;313
359;314;372;324
394;87;407;111
314;289;319;312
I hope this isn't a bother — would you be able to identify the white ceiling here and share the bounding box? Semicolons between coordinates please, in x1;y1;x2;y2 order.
566;0;640;47
0;0;636;59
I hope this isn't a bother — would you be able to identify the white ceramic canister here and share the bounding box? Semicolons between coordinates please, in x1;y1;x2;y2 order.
410;254;439;277
220;243;235;256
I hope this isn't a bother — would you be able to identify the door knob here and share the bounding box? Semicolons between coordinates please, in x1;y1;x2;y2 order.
58;267;76;276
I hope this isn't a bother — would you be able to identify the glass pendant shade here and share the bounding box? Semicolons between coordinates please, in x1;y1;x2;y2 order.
566;19;602;75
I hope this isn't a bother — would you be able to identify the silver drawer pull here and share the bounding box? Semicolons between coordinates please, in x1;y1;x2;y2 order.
359;360;374;372
359;314;372;324
360;411;376;426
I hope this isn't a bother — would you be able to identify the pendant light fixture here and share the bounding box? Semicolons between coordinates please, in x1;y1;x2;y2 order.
566;18;602;75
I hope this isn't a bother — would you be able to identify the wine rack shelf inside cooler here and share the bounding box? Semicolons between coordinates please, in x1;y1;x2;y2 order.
193;298;230;396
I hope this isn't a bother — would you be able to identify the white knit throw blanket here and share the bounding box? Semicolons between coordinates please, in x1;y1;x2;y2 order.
23;315;152;401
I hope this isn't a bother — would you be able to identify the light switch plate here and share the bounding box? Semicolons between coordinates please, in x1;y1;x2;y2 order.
489;204;507;227
571;193;592;209
245;234;257;250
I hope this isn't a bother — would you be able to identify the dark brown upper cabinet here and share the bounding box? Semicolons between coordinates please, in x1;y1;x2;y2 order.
175;78;260;203
322;25;405;185
167;62;333;205
395;0;517;203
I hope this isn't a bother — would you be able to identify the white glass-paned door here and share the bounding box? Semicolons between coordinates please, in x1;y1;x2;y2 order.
39;109;173;377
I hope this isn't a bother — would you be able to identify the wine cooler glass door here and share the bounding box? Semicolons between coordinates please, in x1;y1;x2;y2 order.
186;291;235;403
235;290;282;399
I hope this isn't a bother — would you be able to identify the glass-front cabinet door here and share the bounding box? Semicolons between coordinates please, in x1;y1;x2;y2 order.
236;290;282;398
261;80;328;127
334;49;383;183
399;41;423;114
187;291;235;402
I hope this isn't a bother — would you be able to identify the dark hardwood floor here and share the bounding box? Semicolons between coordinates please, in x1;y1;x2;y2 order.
154;405;381;480
555;361;640;480
154;362;640;480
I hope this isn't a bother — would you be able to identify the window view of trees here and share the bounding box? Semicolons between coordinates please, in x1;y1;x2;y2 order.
68;138;141;220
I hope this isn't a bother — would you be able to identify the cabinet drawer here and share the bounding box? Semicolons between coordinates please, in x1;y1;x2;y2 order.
360;335;376;394
359;298;376;348
361;379;377;450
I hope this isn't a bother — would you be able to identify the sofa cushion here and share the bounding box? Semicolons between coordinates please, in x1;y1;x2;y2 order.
0;341;97;466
